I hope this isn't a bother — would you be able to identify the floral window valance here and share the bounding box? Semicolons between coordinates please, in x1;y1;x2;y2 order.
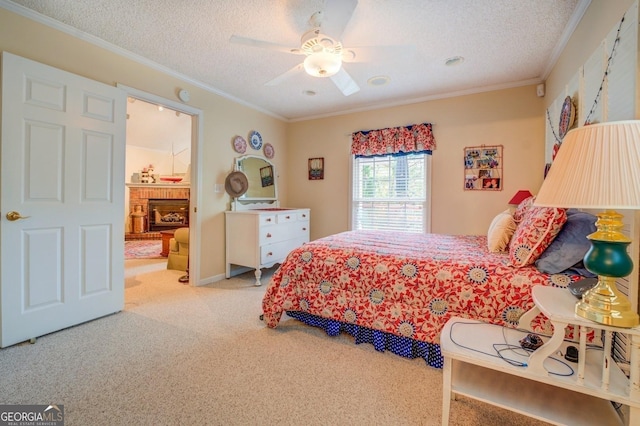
351;122;436;157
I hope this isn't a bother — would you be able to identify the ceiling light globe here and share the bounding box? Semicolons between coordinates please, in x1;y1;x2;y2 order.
303;52;342;78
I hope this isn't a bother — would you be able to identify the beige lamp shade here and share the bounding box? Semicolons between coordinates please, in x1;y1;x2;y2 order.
535;120;640;210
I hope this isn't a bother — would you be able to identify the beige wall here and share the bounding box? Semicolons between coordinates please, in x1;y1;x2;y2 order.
0;8;287;284
545;0;635;104
287;86;545;239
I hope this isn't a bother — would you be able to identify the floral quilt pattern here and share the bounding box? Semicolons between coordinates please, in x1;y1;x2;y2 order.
262;231;581;345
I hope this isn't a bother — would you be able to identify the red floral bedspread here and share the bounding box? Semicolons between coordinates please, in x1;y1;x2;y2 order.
262;230;580;344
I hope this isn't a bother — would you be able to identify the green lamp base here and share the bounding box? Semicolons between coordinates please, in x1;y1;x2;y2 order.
576;210;640;328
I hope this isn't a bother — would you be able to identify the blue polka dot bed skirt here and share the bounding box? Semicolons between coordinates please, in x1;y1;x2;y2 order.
286;311;444;369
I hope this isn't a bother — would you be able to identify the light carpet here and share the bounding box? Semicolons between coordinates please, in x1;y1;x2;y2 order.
0;265;547;426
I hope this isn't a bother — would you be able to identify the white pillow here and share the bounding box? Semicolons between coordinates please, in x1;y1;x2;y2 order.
487;210;517;253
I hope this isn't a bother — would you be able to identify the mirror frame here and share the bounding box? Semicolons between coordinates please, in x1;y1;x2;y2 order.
235;154;278;201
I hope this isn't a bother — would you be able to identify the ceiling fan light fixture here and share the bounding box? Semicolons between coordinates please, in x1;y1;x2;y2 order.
303;52;342;77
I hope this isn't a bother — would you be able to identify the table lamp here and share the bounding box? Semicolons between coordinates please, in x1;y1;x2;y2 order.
535;120;640;328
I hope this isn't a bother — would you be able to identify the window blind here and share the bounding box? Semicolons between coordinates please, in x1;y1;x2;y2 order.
351;153;428;233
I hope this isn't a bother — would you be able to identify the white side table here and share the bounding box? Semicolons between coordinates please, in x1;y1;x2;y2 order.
440;286;640;425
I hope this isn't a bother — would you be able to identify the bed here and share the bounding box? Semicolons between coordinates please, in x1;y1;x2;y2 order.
262;203;595;369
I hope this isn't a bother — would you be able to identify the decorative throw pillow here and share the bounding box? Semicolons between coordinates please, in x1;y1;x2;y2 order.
535;210;597;275
487;210;517;252
509;206;568;267
513;196;535;224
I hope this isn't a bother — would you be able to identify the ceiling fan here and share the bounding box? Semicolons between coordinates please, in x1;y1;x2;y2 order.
229;0;414;97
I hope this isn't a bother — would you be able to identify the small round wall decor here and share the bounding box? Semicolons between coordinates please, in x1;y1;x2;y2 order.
249;130;263;150
263;143;275;159
233;136;247;154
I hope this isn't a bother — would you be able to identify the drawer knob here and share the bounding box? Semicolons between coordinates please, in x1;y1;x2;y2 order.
302;227;307;231
285;215;291;219
266;218;272;222
266;233;272;238
267;252;273;256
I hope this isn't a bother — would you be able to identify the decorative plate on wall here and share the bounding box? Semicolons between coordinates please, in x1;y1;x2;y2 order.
249;130;263;150
558;96;575;140
233;136;247;154
263;143;275;159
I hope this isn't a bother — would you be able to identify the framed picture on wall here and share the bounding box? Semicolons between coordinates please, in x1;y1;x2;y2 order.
463;145;503;191
309;157;324;180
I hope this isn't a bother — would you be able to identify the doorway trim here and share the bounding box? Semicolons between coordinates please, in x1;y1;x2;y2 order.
117;84;203;286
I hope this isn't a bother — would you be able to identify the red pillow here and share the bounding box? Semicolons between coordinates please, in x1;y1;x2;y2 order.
509;206;568;267
513;196;535;224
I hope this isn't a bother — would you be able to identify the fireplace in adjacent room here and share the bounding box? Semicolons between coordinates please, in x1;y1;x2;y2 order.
148;199;189;231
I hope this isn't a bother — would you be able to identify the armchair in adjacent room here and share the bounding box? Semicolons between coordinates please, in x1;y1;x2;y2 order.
167;227;189;271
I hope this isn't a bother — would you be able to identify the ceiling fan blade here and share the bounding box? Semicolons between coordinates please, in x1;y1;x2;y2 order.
229;35;302;55
265;63;305;86
342;45;417;63
330;67;360;96
320;0;358;40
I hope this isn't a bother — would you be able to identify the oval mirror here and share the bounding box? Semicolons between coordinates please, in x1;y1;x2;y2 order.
235;155;277;201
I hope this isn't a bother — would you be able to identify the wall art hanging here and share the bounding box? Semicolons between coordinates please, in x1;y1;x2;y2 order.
463;145;503;191
308;157;324;180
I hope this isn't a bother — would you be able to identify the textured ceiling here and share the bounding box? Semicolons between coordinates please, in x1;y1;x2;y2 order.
5;0;588;121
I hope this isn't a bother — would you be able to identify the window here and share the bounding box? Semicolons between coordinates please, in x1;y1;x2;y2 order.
351;152;431;233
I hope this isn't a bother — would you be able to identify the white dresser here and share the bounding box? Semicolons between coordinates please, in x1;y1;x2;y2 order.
225;208;310;285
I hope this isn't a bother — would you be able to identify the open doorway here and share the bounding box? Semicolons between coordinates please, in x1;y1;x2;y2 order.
124;97;191;275
118;85;203;286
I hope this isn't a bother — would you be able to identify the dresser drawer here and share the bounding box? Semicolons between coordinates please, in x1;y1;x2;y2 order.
261;237;308;265
259;221;307;245
297;211;310;222
259;214;277;226
276;212;296;223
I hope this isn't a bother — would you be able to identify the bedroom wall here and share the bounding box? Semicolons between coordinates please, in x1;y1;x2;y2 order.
544;0;635;105
0;7;288;284
286;85;545;239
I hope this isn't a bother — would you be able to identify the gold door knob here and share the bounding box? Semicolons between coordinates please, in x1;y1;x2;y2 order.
6;211;30;221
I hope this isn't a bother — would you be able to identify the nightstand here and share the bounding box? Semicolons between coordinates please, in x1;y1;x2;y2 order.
440;285;640;425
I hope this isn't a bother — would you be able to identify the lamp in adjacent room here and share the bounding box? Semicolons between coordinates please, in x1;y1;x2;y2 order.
535;120;640;327
508;190;533;205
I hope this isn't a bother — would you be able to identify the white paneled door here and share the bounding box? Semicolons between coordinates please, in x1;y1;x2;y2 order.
0;52;126;348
